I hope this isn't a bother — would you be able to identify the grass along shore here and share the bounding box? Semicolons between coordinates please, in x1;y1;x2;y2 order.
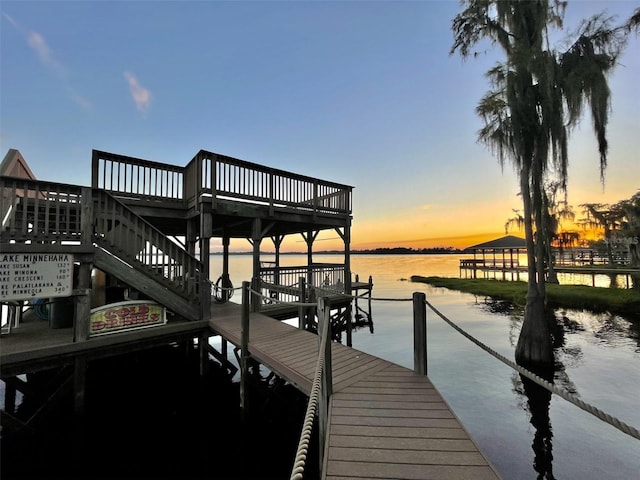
411;276;640;318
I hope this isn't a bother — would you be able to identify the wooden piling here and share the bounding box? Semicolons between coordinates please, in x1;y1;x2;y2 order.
240;281;250;420
413;291;427;376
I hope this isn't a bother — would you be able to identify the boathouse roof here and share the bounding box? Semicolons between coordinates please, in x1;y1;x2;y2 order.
0;148;36;179
467;235;526;250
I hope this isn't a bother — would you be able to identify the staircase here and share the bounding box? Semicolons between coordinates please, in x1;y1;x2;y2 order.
1;177;204;321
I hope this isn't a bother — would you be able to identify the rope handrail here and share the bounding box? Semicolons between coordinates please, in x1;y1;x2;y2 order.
422;298;640;441
289;299;331;480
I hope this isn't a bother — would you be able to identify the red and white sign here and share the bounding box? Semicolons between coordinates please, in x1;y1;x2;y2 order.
89;301;166;336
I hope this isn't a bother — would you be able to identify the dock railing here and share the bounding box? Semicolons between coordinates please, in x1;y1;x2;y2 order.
93;149;353;216
92;150;184;204
1;176;85;244
258;263;346;304
1;175;204;312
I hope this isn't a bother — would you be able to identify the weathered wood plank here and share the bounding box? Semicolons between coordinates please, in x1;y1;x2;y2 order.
331;407;454;419
331;399;450;410
329;424;470;439
330;415;461;429
326;461;499;480
329;435;478;452
335;393;444;403
329;447;489;465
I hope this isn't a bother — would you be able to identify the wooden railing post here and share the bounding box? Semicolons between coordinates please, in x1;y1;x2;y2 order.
76;188;94;342
317;295;332;475
298;276;306;329
74;260;92;342
210;153;217;211
240;281;250;421
413;292;427;376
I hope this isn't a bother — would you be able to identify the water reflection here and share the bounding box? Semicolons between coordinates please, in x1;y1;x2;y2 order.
516;370;555;480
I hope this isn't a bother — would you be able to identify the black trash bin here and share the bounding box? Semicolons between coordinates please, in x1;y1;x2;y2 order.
49;297;75;329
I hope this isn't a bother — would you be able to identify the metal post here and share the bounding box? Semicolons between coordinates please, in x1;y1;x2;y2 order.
240;281;250;420
413;292;427;376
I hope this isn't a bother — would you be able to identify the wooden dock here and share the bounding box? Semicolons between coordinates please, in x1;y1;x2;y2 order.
209;301;500;479
2;148;498;478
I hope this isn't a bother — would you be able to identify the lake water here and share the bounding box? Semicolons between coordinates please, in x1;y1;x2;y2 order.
212;253;640;480
2;253;638;479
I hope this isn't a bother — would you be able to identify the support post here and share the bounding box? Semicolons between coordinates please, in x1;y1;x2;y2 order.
240;281;250;421
251;219;262;312
199;330;209;377
343;223;352;347
298;276;307;329
221;236;231;302
73;355;87;416
413;292;427;376
74;259;92;342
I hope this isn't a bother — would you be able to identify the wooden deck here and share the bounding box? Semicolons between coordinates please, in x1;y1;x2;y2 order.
0;311;209;377
209;302;500;479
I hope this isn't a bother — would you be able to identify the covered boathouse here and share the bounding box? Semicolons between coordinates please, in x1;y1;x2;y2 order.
1;147;357;404
460;235;527;280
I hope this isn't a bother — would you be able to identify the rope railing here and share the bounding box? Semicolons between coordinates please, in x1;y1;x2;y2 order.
289;297;331;480
236;282;327;479
422;298;640;441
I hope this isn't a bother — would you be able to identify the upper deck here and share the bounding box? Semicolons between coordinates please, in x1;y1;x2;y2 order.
91;149;353;238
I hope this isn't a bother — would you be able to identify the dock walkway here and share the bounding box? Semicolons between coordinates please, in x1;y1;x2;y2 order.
209;302;500;479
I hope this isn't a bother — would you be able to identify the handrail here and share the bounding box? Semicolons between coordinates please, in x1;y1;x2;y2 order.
93;189;203;301
1;175;203;304
196;149;352;215
290;295;332;480
1;176;84;243
92;150;184;202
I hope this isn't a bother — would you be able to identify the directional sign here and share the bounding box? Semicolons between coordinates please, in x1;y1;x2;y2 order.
0;253;74;301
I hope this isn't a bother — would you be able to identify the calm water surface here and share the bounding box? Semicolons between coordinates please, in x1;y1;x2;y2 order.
213;253;640;480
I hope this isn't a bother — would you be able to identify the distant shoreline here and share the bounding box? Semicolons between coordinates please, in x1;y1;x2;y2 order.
212;248;466;255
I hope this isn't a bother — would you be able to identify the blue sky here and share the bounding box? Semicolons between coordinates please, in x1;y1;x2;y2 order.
1;0;638;251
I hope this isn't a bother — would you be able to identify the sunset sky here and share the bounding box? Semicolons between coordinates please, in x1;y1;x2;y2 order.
1;1;638;252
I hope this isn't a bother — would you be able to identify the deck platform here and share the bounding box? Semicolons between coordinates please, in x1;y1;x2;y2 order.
209;302;500;479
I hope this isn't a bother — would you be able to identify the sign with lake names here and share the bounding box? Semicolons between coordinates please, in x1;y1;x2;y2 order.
0;253;74;302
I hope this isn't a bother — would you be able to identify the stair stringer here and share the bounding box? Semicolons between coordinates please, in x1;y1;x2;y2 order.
93;247;201;321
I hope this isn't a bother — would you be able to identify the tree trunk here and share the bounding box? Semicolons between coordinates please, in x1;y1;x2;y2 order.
515;171;554;368
516;292;554;367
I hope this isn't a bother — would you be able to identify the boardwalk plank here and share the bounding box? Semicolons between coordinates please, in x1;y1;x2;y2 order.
329;447;488;465
329;435;478;452
331;399;449;410
331;407;454;419
331;415;461;428
329;424;470;439
326;461;499;480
